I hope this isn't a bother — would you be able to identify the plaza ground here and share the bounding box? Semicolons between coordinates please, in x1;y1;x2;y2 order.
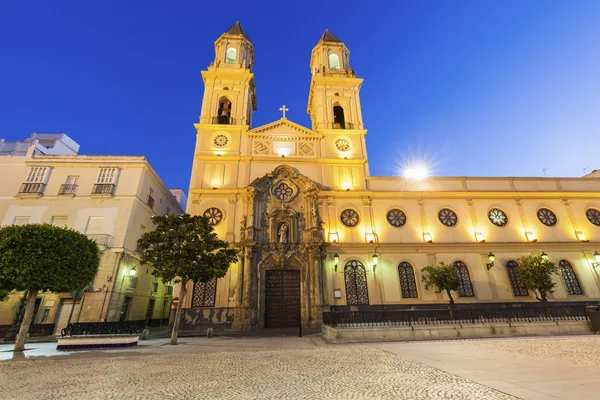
1;335;599;399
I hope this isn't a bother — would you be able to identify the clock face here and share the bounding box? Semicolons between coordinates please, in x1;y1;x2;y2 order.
212;133;229;148
335;137;352;152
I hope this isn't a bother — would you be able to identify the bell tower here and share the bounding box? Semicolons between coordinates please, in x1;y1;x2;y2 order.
307;30;364;133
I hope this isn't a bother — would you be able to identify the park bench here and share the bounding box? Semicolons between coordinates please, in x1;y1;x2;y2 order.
57;320;146;350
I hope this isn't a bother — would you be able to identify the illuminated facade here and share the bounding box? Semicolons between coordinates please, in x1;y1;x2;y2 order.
184;23;600;330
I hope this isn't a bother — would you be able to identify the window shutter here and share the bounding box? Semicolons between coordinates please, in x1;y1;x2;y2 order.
85;216;105;234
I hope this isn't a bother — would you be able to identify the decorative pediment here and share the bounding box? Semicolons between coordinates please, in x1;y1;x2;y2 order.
248;118;323;141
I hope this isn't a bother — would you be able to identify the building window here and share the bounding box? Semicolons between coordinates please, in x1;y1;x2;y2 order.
438;208;458;227
387;209;407;227
398;262;418;298
225;47;236;64
147;188;155;209
488;208;508;227
20;166;50;194
506;260;528;296
344;260;369;305
93;167;119;195
152;276;159;293
59;176;78;195
454;261;474;297
51;216;68;227
333;104;346;129
203;207;223;226
329;53;340;70
192;278;217;307
273;182;294;201
558;260;583;295
13;216;31;226
340;209;360;228
217;97;232;124
537;208;557;227
586;208;600;226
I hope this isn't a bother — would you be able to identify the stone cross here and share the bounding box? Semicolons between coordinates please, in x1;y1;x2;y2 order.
279;105;289;119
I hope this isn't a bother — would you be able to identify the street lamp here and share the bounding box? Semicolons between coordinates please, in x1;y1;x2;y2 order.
372;254;378;271
129;266;137;277
540;252;548;261
333;253;339;272
486;252;495;270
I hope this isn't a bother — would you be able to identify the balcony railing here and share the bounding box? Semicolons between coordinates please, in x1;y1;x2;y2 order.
86;234;114;248
91;183;115;195
147;195;155;209
18;182;46;195
59;184;78;195
212;116;237;125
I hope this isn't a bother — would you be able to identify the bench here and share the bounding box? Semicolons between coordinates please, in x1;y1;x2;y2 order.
57;321;146;350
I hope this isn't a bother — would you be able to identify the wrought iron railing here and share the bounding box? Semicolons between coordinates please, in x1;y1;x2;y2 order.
91;183;115;195
86;234;114;247
61;320;146;337
212;116;237;125
322;305;590;328
330;122;358;130
18;182;46;194
59;183;78;195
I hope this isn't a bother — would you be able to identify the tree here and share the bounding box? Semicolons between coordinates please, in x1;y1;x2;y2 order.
421;262;460;318
0;224;99;352
515;254;558;302
137;214;239;345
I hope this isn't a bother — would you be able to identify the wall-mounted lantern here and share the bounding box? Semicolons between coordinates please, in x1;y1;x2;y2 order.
591;251;600;269
486;252;495;270
372;253;378;271
333;253;339;271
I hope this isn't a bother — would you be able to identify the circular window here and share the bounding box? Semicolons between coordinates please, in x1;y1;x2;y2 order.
438;208;458;227
537;208;557;227
203;207;223;226
386;209;407;227
273;182;294;201
488;208;508;227
340;209;360;227
335;137;352;152
586;208;600;226
212;133;229;148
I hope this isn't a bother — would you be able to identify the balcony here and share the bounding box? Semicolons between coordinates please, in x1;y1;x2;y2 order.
18;183;46;197
91;183;115;197
58;184;78;196
86;234;114;248
147;195;155;209
212;116;237;125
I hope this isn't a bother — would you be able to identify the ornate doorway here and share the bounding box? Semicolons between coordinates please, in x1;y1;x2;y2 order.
264;270;300;328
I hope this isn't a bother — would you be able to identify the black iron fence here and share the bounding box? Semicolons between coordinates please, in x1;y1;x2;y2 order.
322;304;590;328
18;182;46;195
61;320;146;337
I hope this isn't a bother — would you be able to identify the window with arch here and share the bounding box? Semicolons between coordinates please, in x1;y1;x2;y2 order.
225;48;236;64
398;262;418;298
558;260;583;295
192;277;217;307
505;260;528;296
586;208;600;226
453;261;475;297
344;260;369;305
333;104;346;129
329;53;340;70
217;97;232;124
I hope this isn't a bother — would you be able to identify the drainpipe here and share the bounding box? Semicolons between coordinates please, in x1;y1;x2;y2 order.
100;251;124;322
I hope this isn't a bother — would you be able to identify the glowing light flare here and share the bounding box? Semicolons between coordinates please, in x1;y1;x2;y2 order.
403;165;429;180
474;231;485;243
328;232;340;243
423;232;433;243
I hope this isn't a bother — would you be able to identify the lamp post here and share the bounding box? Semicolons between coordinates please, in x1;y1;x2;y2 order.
333;253;339;272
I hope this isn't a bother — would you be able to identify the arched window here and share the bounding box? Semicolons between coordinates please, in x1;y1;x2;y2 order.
225;48;236;64
398;262;418;298
333;104;346;129
217;97;232;124
192;277;217;307
344;260;369;305
558;260;583;295
329;53;340;70
453;261;475;297
506;260;528;296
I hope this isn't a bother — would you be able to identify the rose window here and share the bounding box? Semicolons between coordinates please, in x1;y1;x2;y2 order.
341;209;360;227
586;208;600;226
438;208;458;227
273;182;294;201
537;208;557;227
203;207;223;226
335;137;351;151
386;209;407;227
488;208;508;227
212;134;229;147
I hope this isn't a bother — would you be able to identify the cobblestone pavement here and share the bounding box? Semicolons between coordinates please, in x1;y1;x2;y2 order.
471;335;600;368
0;346;517;400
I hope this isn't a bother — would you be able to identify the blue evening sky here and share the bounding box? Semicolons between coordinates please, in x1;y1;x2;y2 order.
1;1;599;191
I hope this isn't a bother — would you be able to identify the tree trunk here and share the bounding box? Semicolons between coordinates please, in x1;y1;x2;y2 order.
446;290;455;320
170;280;187;345
14;290;38;352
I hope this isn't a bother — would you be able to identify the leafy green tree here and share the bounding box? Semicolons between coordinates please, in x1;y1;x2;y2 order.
0;224;99;352
516;254;558;302
137;214;239;345
421;262;460;318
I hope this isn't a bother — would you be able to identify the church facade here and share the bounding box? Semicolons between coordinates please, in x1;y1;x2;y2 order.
182;22;600;330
